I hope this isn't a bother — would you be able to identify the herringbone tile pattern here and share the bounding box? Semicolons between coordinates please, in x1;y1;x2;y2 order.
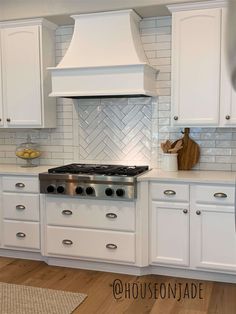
78;103;152;164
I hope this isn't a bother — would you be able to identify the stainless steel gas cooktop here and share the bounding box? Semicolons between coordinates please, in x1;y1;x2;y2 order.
39;163;149;200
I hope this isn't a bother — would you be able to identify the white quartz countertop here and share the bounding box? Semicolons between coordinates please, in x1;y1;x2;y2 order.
138;169;236;184
0;164;52;175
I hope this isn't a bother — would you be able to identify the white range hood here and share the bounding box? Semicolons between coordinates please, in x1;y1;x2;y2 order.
48;9;158;98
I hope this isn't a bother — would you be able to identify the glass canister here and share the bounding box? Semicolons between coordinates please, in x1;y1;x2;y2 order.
15;135;41;167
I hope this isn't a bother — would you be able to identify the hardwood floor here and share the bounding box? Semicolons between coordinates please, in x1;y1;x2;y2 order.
0;257;235;314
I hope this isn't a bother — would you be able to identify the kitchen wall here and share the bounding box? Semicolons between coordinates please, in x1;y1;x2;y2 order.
0;16;236;170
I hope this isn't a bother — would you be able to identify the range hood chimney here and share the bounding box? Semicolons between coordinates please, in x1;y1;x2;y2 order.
48;9;157;98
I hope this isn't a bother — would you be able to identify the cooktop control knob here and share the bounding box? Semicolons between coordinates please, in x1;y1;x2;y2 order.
116;189;125;197
47;185;55;193
75;186;83;194
57;185;65;193
105;188;114;196
86;187;94;195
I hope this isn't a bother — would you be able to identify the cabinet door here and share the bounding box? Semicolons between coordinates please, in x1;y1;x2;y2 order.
191;204;236;272
220;7;236;126
151;202;189;266
171;8;221;126
1;25;42;127
0;31;3;126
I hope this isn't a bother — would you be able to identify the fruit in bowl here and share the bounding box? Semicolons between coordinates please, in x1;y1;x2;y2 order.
15;135;41;167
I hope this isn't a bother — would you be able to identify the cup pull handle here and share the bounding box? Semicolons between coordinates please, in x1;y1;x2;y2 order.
106;243;117;250
62;210;73;216
15;183;25;188
16;205;26;210
106;213;117;219
62;239;73;246
164;190;176;196
16;232;26;238
214;192;227;198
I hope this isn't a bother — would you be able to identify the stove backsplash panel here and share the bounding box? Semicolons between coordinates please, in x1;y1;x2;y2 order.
0;19;235;170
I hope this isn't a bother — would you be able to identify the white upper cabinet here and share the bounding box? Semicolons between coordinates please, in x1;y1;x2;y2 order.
220;7;236;126
168;2;235;127
0;19;57;128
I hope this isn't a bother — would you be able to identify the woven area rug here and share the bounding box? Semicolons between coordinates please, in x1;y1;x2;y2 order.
0;282;87;314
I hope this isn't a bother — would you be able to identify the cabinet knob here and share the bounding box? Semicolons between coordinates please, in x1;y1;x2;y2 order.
196;210;201;215
6;118;10;122
173;116;178;121
106;243;117;250
183;209;188;214
0;118;2;122
214;192;227;198
225;115;231;120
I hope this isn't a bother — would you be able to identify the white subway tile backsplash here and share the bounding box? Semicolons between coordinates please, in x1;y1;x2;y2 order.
0;19;234;170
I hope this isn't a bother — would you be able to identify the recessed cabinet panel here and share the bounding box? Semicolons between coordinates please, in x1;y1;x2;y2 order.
2;25;42;126
171;8;221;126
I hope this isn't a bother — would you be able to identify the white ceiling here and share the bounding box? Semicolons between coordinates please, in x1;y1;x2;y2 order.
0;0;208;24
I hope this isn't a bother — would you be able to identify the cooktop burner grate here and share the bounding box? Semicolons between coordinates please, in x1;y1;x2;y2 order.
48;163;149;177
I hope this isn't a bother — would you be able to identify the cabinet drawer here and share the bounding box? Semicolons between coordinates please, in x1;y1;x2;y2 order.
45;197;135;231
46;226;135;263
2;193;39;221
2;221;40;250
2;176;39;193
192;185;235;205
151;183;189;202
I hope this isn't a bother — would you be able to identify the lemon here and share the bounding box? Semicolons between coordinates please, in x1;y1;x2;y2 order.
23;152;30;158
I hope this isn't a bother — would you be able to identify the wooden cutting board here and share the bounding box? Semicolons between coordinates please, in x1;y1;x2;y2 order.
172;128;200;170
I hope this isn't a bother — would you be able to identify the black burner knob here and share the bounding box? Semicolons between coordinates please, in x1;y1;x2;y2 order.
57;186;65;193
86;187;94;195
116;189;125;197
47;185;55;193
105;188;114;196
75;186;83;194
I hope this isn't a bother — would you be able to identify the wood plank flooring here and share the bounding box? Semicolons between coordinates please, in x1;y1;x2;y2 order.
0;257;235;314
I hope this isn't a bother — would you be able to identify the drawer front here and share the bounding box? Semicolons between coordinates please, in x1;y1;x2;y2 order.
3;221;40;250
46;197;135;231
151;183;189;202
192;185;235;205
2;176;39;193
46;226;135;263
2;193;39;221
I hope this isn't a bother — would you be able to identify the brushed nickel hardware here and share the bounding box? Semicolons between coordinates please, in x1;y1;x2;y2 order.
62;210;73;216
16;232;26;238
106;243;117;249
173;116;178;120
183;209;188;214
196;210;201;215
16;205;26;210
225;115;231;120
214;192;227;198
62;239;73;245
106;213;117;219
15;182;25;188
164;190;176;196
6;118;10;122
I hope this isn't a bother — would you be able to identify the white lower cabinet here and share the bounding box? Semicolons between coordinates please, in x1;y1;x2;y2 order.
191;185;236;272
151;202;189;266
150;182;236;274
43;197;137;264
1;175;40;252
